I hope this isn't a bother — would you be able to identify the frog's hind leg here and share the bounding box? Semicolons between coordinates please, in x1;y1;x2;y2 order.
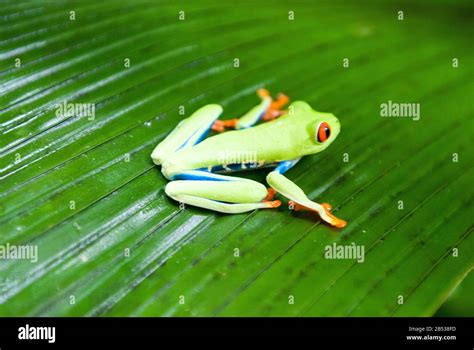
211;89;289;132
266;160;347;228
151;104;223;165
262;90;289;121
165;171;281;214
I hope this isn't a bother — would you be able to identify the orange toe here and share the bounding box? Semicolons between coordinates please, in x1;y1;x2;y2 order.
289;201;347;228
322;203;332;211
222;119;239;128
212;120;225;132
257;88;270;98
262;92;290;121
321;203;347;228
212;119;239;132
272;93;289;109
263;109;286;121
264;188;277;201
264;199;281;208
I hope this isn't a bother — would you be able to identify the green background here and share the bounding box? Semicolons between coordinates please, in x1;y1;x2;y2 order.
0;0;472;316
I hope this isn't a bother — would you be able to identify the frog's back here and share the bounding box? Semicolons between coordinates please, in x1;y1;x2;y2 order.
169;113;311;172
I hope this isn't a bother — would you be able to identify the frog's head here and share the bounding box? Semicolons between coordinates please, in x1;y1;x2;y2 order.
289;101;341;154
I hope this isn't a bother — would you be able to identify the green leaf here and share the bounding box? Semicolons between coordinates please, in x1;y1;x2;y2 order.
0;0;472;316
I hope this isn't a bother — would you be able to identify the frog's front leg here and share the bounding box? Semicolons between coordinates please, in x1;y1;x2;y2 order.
165;171;281;214
267;160;347;228
211;89;289;132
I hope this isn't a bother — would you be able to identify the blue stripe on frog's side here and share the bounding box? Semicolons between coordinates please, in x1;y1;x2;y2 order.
172;170;232;181
198;161;280;174
274;158;301;174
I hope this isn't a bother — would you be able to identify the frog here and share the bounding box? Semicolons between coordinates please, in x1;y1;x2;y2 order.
151;89;346;228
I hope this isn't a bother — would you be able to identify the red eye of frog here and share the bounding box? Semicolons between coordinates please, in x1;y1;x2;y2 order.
317;122;331;143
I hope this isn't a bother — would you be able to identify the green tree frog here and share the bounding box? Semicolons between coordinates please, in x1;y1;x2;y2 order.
151;89;346;228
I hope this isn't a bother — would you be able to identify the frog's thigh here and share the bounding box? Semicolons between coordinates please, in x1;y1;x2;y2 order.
165;180;275;214
151;104;223;165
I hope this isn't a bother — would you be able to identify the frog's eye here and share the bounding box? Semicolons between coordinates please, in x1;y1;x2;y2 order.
317;122;331;143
